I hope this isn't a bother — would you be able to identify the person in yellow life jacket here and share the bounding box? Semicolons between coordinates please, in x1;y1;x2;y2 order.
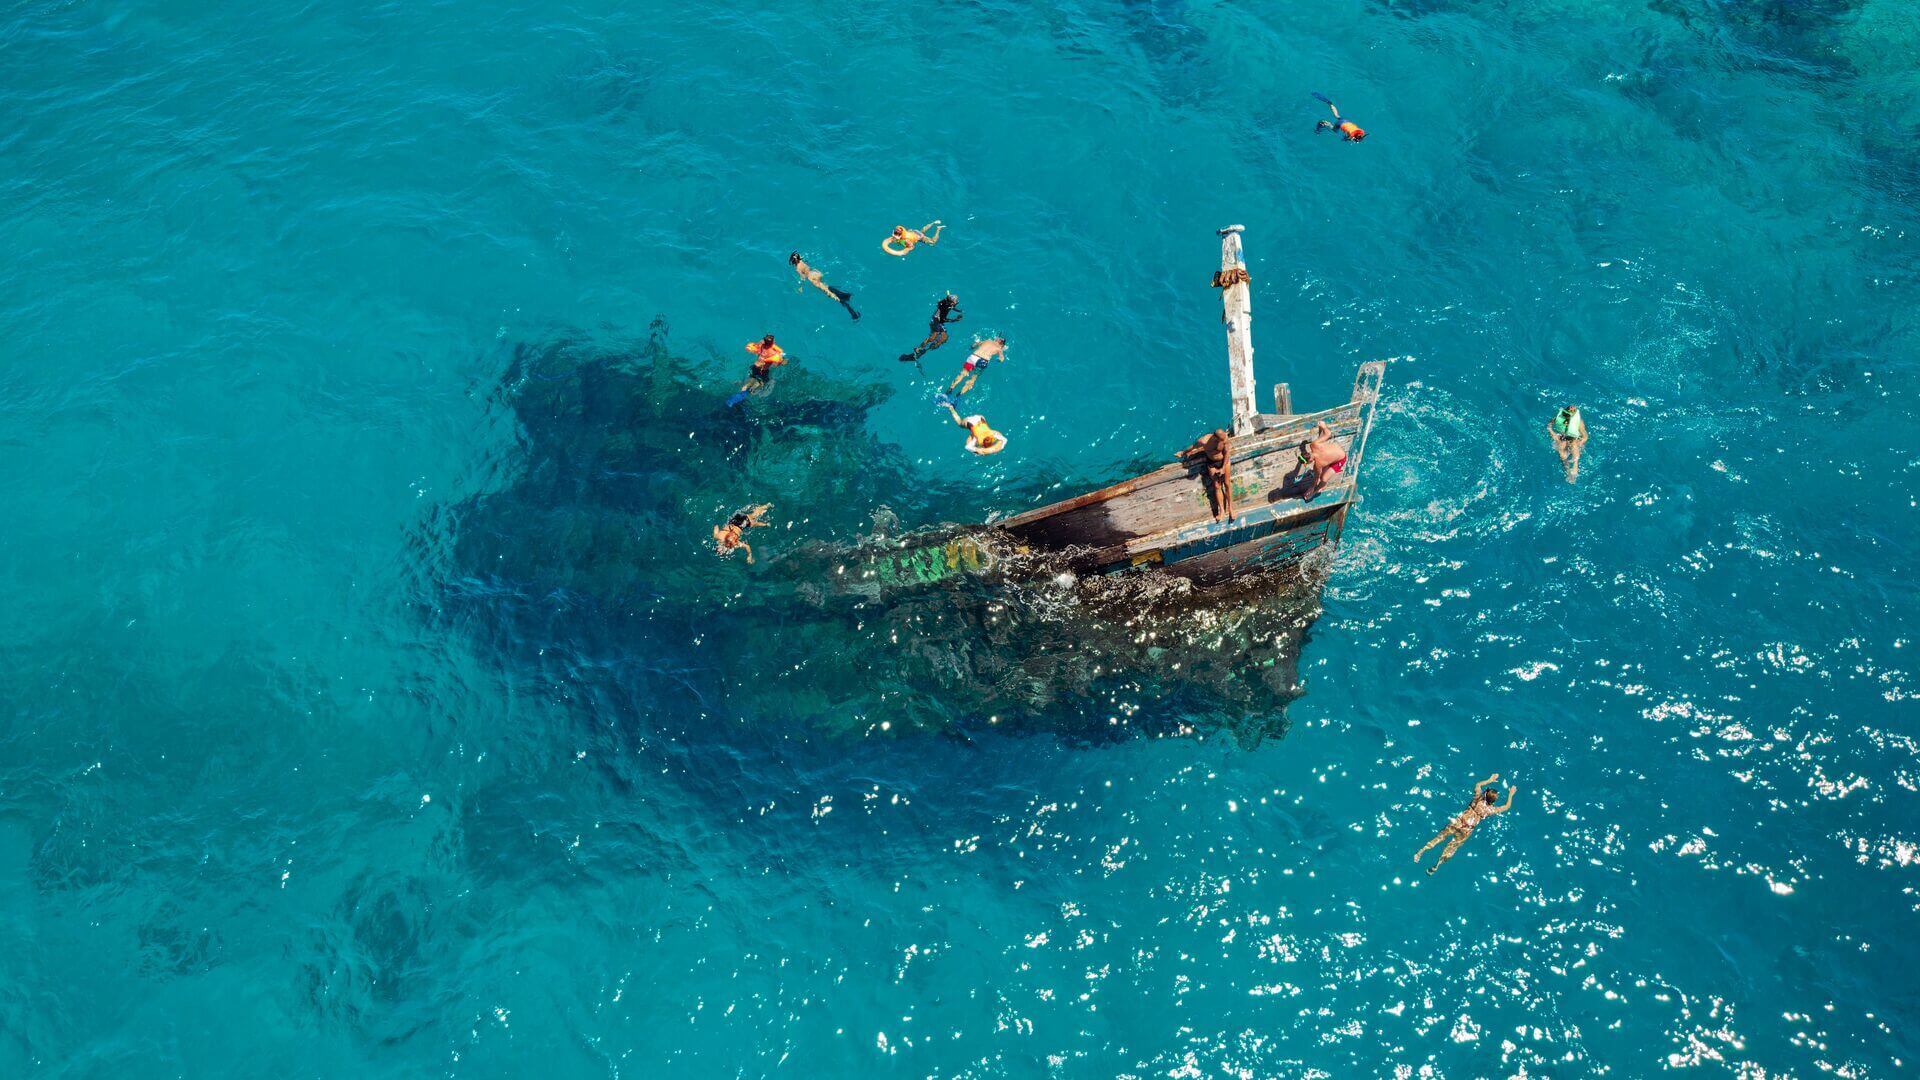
1311;92;1367;141
1548;405;1588;482
883;221;945;256
938;397;1006;456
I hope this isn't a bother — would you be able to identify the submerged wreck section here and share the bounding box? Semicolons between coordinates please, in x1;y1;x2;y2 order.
996;227;1385;585
429;322;1317;740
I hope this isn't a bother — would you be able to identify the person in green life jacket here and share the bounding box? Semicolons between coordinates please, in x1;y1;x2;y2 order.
1548;405;1588;482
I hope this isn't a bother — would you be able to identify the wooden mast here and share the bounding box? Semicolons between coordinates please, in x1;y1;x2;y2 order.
1217;225;1258;436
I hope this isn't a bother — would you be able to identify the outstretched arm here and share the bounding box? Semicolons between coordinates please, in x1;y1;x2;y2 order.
1473;773;1499;795
942;402;964;425
1498;786;1518;813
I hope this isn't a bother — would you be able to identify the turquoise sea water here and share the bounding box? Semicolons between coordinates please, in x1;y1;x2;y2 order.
5;0;1919;1074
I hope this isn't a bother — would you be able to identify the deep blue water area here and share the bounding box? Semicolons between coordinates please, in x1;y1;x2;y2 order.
3;0;1918;1074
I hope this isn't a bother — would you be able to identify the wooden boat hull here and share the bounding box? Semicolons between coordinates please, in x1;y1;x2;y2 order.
995;362;1383;585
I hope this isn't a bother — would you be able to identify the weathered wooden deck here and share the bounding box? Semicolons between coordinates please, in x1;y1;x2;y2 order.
995;365;1379;582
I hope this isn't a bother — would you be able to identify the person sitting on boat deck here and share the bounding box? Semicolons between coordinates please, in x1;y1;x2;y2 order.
713;503;773;563
901;292;964;364
740;334;787;394
939;399;1006;456
1311;92;1367;141
1548;405;1588;483
1414;773;1517;875
1179;428;1234;521
882;221;944;257
789;252;859;321
948;337;1007;395
1299;421;1349;499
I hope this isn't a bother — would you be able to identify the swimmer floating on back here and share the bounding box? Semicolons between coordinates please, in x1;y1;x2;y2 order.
947;337;1007;396
1311;92;1367;141
1548;405;1588;483
713;503;773;563
937;397;1006;456
883;221;945;257
789;252;859;321
1414;773;1517;875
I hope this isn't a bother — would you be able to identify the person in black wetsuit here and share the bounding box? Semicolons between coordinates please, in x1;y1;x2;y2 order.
900;292;963;364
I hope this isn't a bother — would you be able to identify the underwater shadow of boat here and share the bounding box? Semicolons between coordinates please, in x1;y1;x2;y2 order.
422;321;1322;748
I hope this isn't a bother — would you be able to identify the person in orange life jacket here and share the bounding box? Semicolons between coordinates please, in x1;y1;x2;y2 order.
1312;92;1367;141
740;334;786;393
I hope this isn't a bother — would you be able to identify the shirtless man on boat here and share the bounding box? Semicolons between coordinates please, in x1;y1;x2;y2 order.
1299;421;1348;499
1414;773;1517;875
789;252;859;320
1180;429;1235;521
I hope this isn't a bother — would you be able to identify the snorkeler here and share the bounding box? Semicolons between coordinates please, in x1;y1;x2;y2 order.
948;337;1008;395
1298;421;1349;499
938;398;1006;456
713;503;773;563
1414;773;1517;875
900;292;964;364
1548;405;1588;482
1179;428;1234;521
789;252;859;321
1311;92;1367;141
882;221;945;257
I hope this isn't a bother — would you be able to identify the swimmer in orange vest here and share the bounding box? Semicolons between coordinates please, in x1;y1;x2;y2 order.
1312;92;1367;141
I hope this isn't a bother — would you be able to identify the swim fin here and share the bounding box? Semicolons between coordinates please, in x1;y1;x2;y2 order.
932;393;954;408
725;391;750;409
829;287;852;303
1311;91;1333;105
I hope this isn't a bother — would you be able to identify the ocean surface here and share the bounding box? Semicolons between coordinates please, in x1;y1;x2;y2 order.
4;0;1918;1075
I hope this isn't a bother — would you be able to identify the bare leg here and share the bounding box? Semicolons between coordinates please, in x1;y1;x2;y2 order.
1428;832;1467;874
1568;435;1585;482
960;372;978;394
1413;829;1451;863
948;371;966;392
922;221;944;243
